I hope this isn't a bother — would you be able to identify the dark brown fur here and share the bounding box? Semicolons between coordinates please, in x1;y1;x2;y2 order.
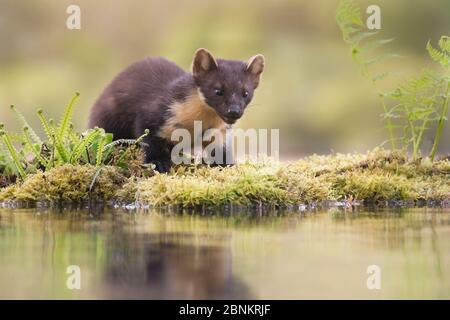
89;49;264;172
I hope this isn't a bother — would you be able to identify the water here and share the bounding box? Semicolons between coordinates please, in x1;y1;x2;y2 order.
0;206;449;299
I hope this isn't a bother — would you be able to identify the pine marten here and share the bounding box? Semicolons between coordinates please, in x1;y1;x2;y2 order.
88;48;265;172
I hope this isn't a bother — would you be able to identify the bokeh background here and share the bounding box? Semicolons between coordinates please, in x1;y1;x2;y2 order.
1;0;449;158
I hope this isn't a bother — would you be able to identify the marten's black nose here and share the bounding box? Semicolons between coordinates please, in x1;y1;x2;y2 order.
226;106;241;119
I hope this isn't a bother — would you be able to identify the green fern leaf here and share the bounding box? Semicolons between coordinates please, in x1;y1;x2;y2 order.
49;119;69;163
438;36;450;53
0;130;26;178
70;129;101;164
37;109;54;141
58;92;80;141
10;105;42;145
427;40;449;68
336;0;364;42
95;134;107;166
22;126;47;167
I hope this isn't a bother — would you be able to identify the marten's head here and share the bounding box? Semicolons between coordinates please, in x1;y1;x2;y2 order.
192;48;265;125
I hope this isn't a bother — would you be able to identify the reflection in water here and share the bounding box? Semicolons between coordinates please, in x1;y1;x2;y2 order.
103;233;251;299
0;206;449;299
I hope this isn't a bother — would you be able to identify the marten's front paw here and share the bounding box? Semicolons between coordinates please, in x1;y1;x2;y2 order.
153;160;172;173
208;162;235;168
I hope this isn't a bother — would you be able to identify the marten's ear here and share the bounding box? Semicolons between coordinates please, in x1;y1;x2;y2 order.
192;48;218;79
246;54;265;88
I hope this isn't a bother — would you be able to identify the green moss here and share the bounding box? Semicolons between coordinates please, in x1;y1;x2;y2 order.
129;149;449;207
115;177;139;203
330;170;418;202
0;185;17;202
0;149;449;207
276;168;331;203
136;164;292;207
1;164;127;202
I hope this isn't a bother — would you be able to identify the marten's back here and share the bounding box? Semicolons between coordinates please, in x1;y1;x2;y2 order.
89;57;186;139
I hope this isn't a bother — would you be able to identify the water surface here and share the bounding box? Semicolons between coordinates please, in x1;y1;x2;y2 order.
0;206;449;299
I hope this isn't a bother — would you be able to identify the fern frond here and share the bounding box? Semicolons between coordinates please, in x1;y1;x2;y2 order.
336;0;364;42
22;126;47;167
5;132;25;143
37;109;53;141
0;143;15;176
427;40;449;68
360;38;395;53
10;105;42;145
104;139;138;150
110;130;149;168
49;119;69;163
70;128;101;164
135;129;150;144
68;123;81;145
0;130;26;178
350;31;378;43
95;134;106;166
336;0;398;149
438;36;450;53
58;92;80;141
372;72;390;82
104;129;150;150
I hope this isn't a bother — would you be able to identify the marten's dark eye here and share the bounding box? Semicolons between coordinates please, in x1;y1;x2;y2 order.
243;90;249;98
215;89;223;96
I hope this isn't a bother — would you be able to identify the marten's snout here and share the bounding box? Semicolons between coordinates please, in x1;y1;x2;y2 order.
227;105;242;118
224;105;243;124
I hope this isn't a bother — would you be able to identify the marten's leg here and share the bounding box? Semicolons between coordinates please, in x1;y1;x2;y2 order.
206;143;235;168
143;136;173;173
204;127;235;167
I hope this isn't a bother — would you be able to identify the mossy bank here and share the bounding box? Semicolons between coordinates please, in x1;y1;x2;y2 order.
0;149;449;208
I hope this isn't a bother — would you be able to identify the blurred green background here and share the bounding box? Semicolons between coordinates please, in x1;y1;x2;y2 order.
0;0;449;158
